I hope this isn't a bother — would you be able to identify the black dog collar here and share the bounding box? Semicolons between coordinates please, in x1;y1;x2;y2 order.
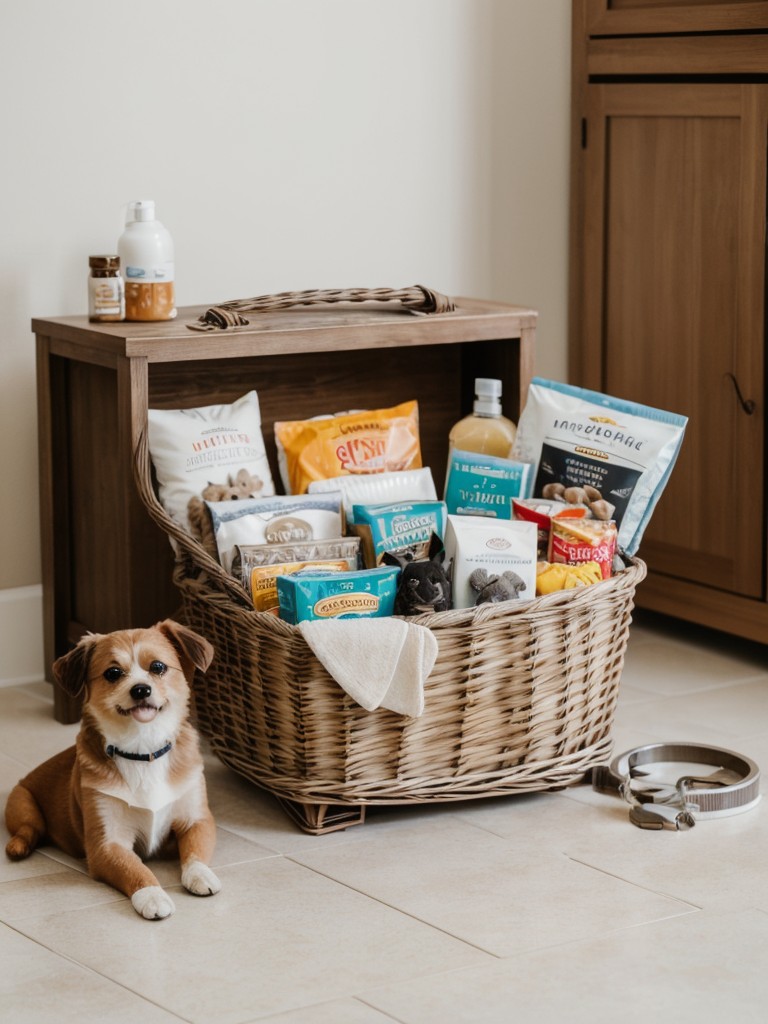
106;741;172;762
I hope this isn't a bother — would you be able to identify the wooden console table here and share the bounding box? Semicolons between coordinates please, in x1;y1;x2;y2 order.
33;297;537;722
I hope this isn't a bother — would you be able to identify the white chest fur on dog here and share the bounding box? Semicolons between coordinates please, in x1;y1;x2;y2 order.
95;759;207;858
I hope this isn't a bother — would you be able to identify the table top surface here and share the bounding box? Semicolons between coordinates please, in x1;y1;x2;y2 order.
33;297;538;364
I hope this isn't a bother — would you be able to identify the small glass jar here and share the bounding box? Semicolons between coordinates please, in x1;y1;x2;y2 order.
88;255;125;322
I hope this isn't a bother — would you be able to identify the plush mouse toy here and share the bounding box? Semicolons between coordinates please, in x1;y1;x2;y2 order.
187;468;265;557
383;534;452;615
225;468;264;501
469;568;527;605
200;468;264;503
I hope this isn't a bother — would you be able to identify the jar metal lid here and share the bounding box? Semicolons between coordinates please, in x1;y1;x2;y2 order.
89;255;121;269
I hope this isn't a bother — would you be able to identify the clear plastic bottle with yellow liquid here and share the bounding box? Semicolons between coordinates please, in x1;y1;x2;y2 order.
448;378;517;458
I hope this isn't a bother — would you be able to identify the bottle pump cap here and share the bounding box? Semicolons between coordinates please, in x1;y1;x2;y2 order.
126;200;155;223
473;378;502;416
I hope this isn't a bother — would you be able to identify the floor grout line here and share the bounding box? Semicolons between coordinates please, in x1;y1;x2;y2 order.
0;918;194;1022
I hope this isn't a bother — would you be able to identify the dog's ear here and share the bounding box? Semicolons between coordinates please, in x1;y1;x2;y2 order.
52;634;101;698
157;620;214;678
427;532;446;563
382;550;408;570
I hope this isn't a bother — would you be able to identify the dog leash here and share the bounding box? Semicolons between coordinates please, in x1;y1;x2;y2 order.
106;742;173;762
593;742;760;830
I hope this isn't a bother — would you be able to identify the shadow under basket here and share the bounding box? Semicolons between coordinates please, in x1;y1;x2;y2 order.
135;433;646;835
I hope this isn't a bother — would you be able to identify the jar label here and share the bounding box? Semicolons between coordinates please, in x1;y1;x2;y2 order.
88;277;124;318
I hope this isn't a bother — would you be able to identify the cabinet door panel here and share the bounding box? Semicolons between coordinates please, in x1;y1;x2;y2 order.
584;0;768;35
579;83;767;597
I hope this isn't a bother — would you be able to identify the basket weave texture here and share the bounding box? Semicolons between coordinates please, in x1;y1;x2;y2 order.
135;432;646;815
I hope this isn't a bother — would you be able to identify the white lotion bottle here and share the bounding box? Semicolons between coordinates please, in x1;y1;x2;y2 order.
118;200;176;321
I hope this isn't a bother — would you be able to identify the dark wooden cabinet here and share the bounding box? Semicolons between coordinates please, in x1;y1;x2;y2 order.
570;1;768;641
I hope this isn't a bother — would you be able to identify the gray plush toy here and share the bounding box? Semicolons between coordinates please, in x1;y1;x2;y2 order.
469;568;527;605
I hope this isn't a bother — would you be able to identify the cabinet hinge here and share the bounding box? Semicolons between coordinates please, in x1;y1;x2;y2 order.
581;117;587;149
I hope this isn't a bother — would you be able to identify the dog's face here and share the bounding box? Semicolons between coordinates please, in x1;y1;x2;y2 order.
84;629;190;739
53;621;214;744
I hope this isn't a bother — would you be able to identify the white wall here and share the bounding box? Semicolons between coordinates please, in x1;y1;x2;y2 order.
0;0;570;676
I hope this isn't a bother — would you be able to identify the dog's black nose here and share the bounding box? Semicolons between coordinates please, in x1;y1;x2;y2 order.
130;683;152;702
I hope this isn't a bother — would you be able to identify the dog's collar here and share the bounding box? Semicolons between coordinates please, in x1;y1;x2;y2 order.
106;741;173;763
593;742;761;830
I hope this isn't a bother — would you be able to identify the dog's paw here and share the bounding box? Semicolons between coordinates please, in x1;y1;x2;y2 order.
182;859;222;897
5;835;33;861
131;885;175;920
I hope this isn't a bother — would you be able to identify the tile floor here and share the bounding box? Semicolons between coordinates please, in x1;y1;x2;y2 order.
1;609;767;1024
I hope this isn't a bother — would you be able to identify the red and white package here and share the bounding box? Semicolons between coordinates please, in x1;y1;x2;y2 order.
548;518;617;579
512;498;589;558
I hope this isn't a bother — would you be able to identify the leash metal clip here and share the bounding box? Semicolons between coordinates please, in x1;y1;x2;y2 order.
628;803;696;831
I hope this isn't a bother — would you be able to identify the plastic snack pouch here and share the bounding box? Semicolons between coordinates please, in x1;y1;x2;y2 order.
205;493;344;572
512;378;687;556
548;517;618;580
444;449;532;517
249;559;354;613
147;390;275;531
512;497;590;558
275;401;421;494
231;537;361;587
309;467;437;524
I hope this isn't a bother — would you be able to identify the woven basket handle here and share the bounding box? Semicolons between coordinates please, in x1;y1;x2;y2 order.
187;284;455;332
133;428;254;608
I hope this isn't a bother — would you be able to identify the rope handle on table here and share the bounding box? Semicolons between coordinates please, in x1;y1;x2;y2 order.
187;284;455;331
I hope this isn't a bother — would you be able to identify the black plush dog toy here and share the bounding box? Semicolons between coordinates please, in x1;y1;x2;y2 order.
383;534;452;615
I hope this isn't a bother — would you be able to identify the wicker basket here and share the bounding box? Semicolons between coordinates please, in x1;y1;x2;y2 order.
135;431;646;834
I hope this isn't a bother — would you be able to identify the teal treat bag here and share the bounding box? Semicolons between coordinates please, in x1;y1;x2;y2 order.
444;449;532;517
351;500;447;566
276;566;400;623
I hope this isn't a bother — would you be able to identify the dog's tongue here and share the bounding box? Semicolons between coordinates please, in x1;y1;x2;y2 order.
131;704;159;723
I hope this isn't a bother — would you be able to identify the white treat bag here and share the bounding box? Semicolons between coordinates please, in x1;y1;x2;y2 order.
444;514;537;609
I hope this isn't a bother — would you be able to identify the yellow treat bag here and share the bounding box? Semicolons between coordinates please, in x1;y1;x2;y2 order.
536;560;603;596
275;401;422;494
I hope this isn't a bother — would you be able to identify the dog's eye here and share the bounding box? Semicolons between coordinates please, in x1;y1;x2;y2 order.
103;667;123;683
149;660;167;676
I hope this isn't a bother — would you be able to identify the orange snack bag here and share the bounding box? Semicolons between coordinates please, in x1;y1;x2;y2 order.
275;401;422;494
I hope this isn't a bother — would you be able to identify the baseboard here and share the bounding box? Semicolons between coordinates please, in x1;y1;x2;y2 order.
0;585;45;686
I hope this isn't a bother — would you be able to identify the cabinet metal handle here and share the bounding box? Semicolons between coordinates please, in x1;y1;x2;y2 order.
725;373;756;415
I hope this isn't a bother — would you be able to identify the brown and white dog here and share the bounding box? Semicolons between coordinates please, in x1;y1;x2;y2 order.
4;620;220;920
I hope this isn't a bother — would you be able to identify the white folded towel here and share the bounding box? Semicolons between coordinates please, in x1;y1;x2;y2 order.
297;618;438;717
